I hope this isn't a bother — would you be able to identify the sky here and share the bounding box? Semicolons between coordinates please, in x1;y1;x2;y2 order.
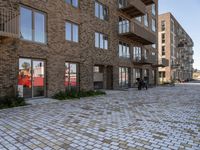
159;0;200;69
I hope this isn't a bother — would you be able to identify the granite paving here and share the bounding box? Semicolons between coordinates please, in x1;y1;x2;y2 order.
0;83;200;150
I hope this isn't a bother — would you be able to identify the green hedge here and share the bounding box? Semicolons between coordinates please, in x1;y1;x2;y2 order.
0;96;26;109
52;90;106;100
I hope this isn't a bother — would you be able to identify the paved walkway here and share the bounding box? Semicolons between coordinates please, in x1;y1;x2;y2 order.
0;84;200;150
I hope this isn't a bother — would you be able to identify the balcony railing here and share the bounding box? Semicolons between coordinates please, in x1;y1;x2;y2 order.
118;0;146;18
157;58;169;67
0;7;19;38
118;22;156;45
132;56;154;65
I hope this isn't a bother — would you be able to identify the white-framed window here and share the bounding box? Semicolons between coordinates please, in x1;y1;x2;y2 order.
119;42;130;58
20;6;46;43
95;32;108;49
95;1;108;20
65;22;79;42
118;0;128;8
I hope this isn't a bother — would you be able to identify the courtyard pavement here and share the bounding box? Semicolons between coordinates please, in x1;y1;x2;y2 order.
0;84;200;150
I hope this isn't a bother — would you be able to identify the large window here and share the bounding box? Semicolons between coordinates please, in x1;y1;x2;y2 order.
119;17;129;34
65;22;79;42
119;67;129;88
152;4;156;16
95;32;108;49
65;63;78;90
95;1;108;20
20;6;46;43
152;18;156;32
65;0;78;8
119;42;130;58
133;47;142;61
144;13;149;27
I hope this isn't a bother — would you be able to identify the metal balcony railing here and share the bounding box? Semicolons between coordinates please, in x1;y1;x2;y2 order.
0;7;19;38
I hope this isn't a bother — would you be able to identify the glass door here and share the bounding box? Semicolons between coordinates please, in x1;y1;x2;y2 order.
18;58;45;98
18;58;32;98
33;60;45;97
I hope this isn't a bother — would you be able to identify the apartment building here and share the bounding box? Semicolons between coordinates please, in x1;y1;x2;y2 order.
0;0;159;98
158;13;194;84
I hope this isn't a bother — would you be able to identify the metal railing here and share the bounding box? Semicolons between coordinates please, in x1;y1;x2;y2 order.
0;7;19;38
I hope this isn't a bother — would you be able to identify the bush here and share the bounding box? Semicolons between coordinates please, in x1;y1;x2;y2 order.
52;89;106;100
0;96;26;109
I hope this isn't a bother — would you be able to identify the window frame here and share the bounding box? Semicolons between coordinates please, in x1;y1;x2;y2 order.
20;5;47;44
95;32;109;50
65;0;79;8
95;1;109;21
65;21;79;43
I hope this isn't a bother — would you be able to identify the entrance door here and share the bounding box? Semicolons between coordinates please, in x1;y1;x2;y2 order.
33;60;45;97
18;58;45;98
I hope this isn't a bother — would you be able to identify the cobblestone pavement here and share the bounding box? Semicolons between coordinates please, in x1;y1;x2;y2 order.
0;84;200;150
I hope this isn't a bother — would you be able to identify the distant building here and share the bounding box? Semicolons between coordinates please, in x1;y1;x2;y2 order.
158;13;194;83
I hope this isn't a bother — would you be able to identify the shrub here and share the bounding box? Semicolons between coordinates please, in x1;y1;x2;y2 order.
52;89;106;100
0;96;26;109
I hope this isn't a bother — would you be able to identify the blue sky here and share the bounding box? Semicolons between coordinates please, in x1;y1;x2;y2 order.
159;0;200;69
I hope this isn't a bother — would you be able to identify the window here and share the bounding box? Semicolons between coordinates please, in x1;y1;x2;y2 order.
118;0;127;8
95;32;108;49
152;18;156;32
65;22;79;42
119;17;129;34
162;33;165;43
119;67;129;88
20;6;46;43
133;47;142;61
144;13;149;27
161;20;165;31
65;0;78;8
144;69;149;77
119;42;130;58
95;1;108;20
152;4;156;16
162;46;165;56
65;62;78;90
136;16;142;22
144;49;148;60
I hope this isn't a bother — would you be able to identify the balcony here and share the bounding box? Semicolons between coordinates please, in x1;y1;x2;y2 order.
132;56;153;65
118;0;146;18
171;63;180;69
189;59;194;64
188;50;194;55
118;21;156;45
158;58;169;67
0;7;19;38
141;0;155;5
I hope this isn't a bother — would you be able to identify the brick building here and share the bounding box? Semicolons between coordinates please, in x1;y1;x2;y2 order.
0;0;159;98
158;13;194;84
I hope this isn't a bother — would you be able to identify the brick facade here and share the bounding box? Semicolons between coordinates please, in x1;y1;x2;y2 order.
0;0;158;98
158;13;194;83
